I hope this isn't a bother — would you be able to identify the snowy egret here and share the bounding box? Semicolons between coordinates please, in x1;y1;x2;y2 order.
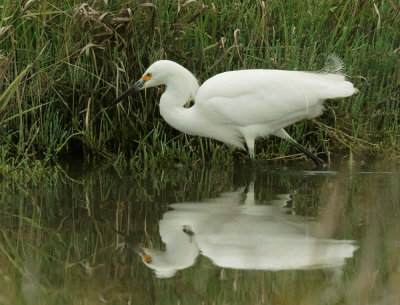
115;58;357;166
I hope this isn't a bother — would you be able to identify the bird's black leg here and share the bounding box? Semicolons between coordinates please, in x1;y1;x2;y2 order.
272;129;326;169
287;138;326;169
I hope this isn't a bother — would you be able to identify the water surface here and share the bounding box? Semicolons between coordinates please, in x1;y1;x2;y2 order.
0;161;399;304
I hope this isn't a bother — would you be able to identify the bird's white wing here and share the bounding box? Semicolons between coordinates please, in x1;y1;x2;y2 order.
195;69;355;126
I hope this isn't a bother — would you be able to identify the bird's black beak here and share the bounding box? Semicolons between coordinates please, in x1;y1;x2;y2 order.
114;79;146;104
133;246;145;255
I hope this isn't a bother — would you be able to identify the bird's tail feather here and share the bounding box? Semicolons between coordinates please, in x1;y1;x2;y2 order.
321;54;345;75
319;54;358;97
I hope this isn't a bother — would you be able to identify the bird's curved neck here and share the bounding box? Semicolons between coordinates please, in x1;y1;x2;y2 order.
159;88;202;137
161;82;192;108
158;65;203;136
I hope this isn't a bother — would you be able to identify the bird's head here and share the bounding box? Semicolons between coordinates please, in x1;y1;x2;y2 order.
114;60;198;105
114;61;175;103
132;61;169;90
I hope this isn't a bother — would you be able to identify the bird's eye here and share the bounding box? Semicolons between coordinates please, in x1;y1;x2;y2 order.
146;72;152;77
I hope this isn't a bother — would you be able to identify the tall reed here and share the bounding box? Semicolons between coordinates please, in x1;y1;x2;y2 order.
1;0;399;167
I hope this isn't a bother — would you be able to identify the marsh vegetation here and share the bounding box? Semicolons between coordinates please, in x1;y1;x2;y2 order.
1;0;399;169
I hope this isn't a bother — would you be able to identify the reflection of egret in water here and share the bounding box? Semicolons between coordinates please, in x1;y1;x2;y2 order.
137;183;356;278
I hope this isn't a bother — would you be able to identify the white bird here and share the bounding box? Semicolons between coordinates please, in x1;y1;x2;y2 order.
115;58;357;167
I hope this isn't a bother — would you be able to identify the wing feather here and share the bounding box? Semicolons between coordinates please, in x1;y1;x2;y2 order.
195;70;355;126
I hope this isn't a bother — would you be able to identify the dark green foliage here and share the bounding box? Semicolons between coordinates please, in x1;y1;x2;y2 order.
1;0;399;168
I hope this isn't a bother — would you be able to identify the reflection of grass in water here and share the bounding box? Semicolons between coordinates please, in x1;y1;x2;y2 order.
0;163;399;304
343;171;400;304
0;164;237;303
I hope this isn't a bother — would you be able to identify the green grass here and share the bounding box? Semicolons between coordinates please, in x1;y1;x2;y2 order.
0;0;399;168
